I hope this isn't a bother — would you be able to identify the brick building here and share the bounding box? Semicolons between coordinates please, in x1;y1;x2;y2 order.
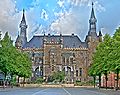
15;3;102;83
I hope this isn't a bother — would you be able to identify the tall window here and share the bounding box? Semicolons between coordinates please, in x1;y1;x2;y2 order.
62;57;65;64
49;48;56;65
52;66;54;71
79;68;82;76
31;52;35;62
70;58;73;64
66;58;69;64
73;53;75;57
52;59;54;64
76;70;78;77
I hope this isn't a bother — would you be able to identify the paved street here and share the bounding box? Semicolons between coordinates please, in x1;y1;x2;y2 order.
1;87;120;95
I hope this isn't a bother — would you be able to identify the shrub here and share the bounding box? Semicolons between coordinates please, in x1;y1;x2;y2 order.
35;77;44;84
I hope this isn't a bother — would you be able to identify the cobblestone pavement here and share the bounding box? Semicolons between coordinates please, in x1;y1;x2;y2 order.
0;87;120;95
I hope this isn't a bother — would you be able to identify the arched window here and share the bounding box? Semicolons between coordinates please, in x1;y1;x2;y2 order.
70;58;73;64
66;58;69;64
62;57;65;64
49;48;57;65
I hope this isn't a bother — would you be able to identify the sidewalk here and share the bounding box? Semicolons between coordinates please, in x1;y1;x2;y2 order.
85;87;120;95
0;86;20;92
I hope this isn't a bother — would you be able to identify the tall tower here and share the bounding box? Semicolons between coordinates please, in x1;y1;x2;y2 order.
15;9;28;48
85;2;97;42
85;2;99;68
88;2;97;38
19;9;27;47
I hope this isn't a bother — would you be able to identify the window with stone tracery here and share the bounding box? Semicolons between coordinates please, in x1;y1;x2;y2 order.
52;66;54;71
49;48;57;65
62;57;65;64
66;58;69;64
76;70;78;77
79;68;82;76
70;57;73;64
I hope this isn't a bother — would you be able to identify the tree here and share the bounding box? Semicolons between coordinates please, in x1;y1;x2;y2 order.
89;27;120;90
0;32;15;77
0;32;32;87
109;27;120;90
89;34;113;89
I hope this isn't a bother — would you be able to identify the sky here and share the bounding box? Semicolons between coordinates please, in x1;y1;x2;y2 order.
0;0;120;42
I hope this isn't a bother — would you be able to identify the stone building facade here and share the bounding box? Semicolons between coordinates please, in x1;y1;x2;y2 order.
15;3;102;83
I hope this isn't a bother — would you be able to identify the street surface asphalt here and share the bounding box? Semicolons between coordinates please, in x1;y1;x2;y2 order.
0;87;120;95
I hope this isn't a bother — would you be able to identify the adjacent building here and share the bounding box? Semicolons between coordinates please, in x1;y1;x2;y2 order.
15;3;102;83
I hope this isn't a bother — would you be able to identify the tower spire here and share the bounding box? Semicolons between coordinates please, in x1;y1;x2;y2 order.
88;2;97;37
21;9;26;23
18;9;28;47
91;2;95;19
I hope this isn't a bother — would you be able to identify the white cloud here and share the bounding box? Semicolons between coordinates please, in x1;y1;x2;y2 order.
49;0;105;38
68;0;89;6
31;0;41;7
50;11;83;35
94;1;105;12
41;9;48;21
0;0;21;41
68;0;105;12
0;0;106;42
57;0;65;8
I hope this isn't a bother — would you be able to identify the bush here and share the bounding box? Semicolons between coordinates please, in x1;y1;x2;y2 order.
51;71;65;83
75;80;83;86
75;80;94;86
34;77;44;84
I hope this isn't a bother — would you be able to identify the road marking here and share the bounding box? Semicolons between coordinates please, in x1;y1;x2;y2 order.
32;88;49;95
62;88;72;95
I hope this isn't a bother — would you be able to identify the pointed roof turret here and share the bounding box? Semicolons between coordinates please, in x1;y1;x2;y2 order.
20;9;27;28
87;2;97;38
90;2;95;19
22;9;26;22
99;30;102;36
89;2;97;24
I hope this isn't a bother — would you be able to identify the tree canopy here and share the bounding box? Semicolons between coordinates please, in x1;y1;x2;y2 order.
0;32;32;79
89;27;120;89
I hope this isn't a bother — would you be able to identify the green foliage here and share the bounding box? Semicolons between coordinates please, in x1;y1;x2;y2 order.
49;71;65;83
34;77;44;84
89;27;120;77
110;27;120;71
75;80;94;86
10;75;17;86
0;32;32;80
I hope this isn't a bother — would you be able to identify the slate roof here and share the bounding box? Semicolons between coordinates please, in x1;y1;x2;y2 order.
23;35;88;48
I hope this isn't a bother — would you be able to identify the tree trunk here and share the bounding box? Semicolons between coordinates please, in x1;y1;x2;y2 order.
23;77;25;87
105;71;107;89
93;76;96;88
116;69;119;90
3;72;7;89
10;74;13;88
17;76;19;83
98;73;101;88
